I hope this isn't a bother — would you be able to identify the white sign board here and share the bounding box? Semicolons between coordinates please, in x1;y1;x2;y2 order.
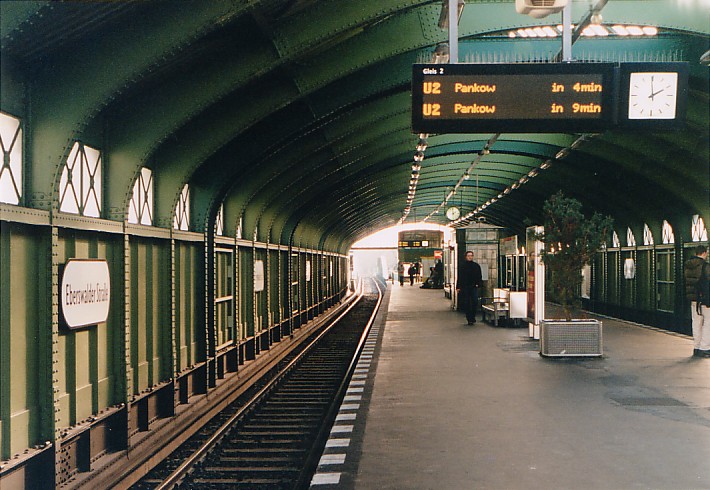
500;235;518;256
254;260;265;292
61;259;111;329
509;291;527;319
306;260;311;282
526;226;545;339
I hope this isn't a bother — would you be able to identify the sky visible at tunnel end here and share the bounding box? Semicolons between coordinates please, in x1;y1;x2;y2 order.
352;223;454;249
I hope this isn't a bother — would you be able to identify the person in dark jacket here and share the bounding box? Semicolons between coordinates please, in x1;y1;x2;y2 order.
408;262;418;286
684;245;710;358
456;250;483;325
434;259;444;288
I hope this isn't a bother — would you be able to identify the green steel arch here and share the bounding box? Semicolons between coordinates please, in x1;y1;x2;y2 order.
1;0;708;251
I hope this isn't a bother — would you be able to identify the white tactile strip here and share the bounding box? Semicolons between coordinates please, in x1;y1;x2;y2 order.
310;315;385;488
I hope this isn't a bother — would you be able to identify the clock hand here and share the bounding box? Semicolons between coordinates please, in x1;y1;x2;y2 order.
649;88;665;99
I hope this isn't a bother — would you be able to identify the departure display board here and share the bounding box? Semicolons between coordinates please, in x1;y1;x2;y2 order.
412;63;617;133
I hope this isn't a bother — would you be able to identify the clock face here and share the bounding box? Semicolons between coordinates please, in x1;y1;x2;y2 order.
446;206;460;220
628;72;678;120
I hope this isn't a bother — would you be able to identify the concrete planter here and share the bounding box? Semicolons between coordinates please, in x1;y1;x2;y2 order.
540;319;603;357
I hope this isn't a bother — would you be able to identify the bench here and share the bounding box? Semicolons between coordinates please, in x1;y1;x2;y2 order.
482;288;510;326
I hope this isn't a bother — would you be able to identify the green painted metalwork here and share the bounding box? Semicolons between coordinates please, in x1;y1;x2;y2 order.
129;237;171;394
52;229;122;428
0;1;706;245
0;223;49;459
239;246;255;340
173;240;203;373
0;2;708;481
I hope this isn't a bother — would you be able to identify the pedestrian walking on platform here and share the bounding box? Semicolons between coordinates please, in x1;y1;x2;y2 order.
685;245;710;358
408;262;418;286
456;250;482;325
398;262;405;286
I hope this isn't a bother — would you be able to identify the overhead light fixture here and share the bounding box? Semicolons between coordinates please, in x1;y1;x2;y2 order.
414;151;424;162
412;162;422;172
438;0;465;29
416;138;428;152
515;0;568;19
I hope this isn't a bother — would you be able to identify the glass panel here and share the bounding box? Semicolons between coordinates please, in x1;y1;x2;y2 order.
82;145;101;217
215;250;234;346
140;167;153;225
656;249;674;312
215;204;224;236
173;184;190;231
626;227;636;247
128;167;153;225
636;250;653;310
643;224;654;245
612;231;620;248
607;251;619;304
59;142;81;214
661;220;674;244
0;112;22;204
691;215;708;242
128;180;140;224
59;142;101;216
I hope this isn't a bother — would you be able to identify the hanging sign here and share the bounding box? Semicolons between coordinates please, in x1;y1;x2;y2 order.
60;259;111;329
500;235;518;256
254;260;265;292
412;62;688;133
412;63;616;133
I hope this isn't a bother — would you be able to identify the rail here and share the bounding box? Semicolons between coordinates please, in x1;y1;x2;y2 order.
153;278;375;490
296;277;385;488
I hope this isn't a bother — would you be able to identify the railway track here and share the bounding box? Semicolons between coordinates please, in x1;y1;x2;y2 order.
131;277;384;490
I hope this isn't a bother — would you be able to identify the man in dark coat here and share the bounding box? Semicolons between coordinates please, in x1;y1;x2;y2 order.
456;250;483;325
684;245;710;357
434;259;444;288
408;262;417;286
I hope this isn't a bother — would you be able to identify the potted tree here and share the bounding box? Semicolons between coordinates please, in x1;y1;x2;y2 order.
535;192;613;357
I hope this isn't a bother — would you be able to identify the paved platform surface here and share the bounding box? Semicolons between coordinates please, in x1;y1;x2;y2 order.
311;282;710;490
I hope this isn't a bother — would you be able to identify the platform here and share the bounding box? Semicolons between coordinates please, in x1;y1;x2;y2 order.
311;282;710;489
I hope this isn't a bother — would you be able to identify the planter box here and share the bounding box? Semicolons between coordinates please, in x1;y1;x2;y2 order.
540;319;603;357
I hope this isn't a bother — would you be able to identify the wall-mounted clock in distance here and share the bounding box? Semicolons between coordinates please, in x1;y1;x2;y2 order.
446;206;460;220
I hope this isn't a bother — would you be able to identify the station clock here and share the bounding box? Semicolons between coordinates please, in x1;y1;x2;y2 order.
446;206;461;220
627;72;679;120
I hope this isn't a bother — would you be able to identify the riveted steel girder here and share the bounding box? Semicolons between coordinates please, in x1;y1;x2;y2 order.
0;0;707;252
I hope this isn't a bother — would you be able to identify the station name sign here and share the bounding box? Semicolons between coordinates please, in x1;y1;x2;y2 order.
60;259;111;329
412;62;688;133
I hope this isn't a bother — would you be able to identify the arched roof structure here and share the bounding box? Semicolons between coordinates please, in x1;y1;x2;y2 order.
2;0;708;253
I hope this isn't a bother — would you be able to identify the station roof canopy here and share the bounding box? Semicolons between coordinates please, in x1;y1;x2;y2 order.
1;0;708;252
